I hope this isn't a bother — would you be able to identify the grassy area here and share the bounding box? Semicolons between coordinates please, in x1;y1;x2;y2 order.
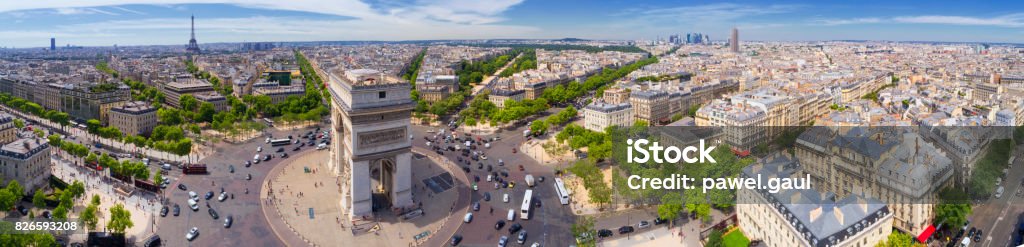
722;229;750;247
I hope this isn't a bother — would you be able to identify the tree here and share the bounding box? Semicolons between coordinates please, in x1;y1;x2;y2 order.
179;94;198;112
13;119;24;129
705;229;724;247
32;189;45;208
52;205;69;220
197;102;216;123
153;169;164;185
935;188;971;228
48;134;62;148
0;189;15;211
877;231;922;247
85;119;102;134
570;216;596;247
81;204;99;231
657;193;684;228
107;203;134;234
91;195;101;206
6;180;23;202
530;120;548;135
68;181;86;199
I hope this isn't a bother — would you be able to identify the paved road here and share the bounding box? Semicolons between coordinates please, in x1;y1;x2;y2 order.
411;123;576;246
152;126;321;247
967;144;1024;247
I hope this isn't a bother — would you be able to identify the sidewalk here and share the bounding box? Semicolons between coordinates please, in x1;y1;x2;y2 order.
52;157;158;243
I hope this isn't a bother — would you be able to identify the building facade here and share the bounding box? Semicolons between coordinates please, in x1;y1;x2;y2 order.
0;138;51;194
108;101;158;136
583;101;633;131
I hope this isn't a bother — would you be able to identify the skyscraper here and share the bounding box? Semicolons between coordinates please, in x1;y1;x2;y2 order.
50;38;55;51
730;27;739;53
186;15;201;54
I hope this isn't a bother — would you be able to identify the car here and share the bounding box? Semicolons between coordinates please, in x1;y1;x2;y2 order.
205;191;215;200
245;161;251;167
224;215;234;228
160;206;168;217
473;202;480;211
512;148;517;153
518;165;525;171
487;165;493;172
968;227;977;238
495;220;506;230
189;191;199;200
598;229;614;238
228;165;235;173
637;221;651;229
41;211;51;219
530;243;540;247
503;193;510;203
463;212;473;223
293;146;301;151
257;146;262;152
517;231;527;244
173;204;180;216
483;192;491;201
654;218;668;225
208;208;219;219
481;155;488;160
218;192;228;202
185;227;199;241
281;153;288;158
508;223;522;234
16;205;28;216
188;199;199;211
277;147;284;152
618;226;634;234
487;175;493;182
263;155;272;161
178;184;187;191
246;174;252;180
143;235;161;247
498;235;508;247
974;229;983;242
450;235;462;246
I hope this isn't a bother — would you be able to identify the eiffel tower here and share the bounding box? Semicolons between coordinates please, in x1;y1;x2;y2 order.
186;15;201;54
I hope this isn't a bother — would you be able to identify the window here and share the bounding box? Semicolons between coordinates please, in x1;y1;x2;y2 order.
378;91;386;99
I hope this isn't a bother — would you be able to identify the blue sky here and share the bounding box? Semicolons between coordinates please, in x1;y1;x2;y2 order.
2;0;1023;47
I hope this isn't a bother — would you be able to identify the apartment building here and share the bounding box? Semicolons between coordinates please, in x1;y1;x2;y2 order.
738;155;893;247
0;137;51;194
583;101;633;131
108;101;158;136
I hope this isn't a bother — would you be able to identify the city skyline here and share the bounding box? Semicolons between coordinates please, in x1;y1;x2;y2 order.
2;1;1024;47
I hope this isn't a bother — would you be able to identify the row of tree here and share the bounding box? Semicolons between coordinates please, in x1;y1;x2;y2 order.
542;56;659;105
529;106;577;135
498;49;536;77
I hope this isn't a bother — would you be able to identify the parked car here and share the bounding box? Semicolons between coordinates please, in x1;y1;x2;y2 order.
185;227;199;241
178;184;187;191
463;212;473;223
618;226;634;234
228;165;234;173
172;204;180;216
160;206;168;217
224;215;234;228
208;208;219;219
205;191;215;200
597;229;614;238
498;235;508;247
218;192;228;202
508;223;522;234
450;234;462;246
517;231;528;244
637;221;651;229
473;202;480;211
653;218;668;225
495;220;506;230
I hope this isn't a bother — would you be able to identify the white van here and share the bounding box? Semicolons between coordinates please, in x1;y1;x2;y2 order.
507;209;515;221
463;212;473;223
316;143;327;150
187;199;198;211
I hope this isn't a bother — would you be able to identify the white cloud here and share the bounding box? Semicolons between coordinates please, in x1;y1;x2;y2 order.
814;18;883;26
110;6;146;15
893;14;1024;27
55;7;119;15
814;14;1024;28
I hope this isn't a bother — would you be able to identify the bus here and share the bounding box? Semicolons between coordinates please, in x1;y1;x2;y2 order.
270;138;291;146
520;189;533;220
183;164;208;174
553;178;570;205
263;118;275;127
